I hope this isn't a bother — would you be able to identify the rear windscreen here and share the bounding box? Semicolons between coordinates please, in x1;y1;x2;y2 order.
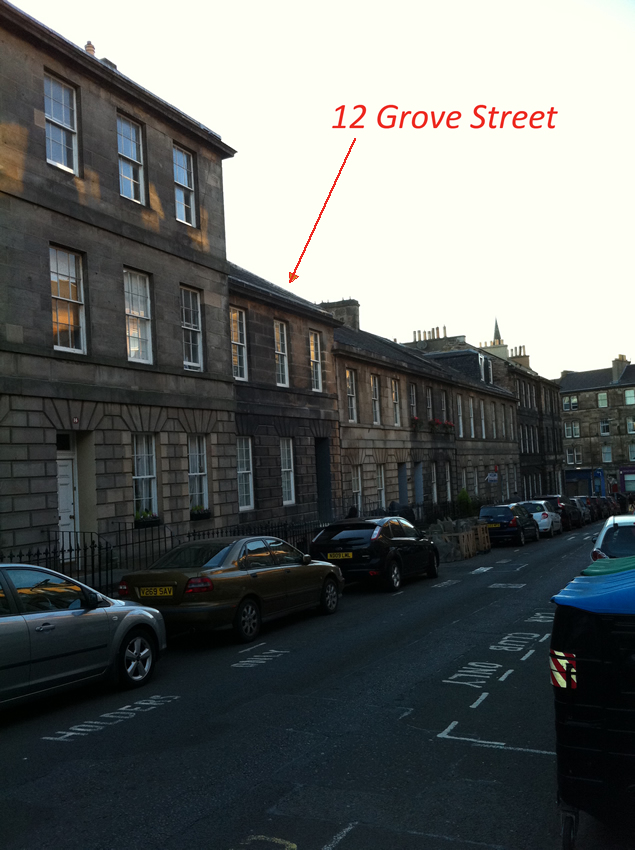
314;527;374;544
480;507;512;520
598;525;635;558
151;543;233;570
522;503;543;513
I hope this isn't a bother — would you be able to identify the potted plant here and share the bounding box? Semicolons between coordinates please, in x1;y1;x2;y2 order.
429;417;443;433
190;505;211;522
442;420;455;433
411;416;426;432
134;510;161;529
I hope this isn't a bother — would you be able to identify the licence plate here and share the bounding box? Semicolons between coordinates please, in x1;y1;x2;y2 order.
487;523;501;528
140;586;173;597
328;552;353;559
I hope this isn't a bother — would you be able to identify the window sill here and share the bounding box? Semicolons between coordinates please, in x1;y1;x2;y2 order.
134;517;161;529
190;510;211;522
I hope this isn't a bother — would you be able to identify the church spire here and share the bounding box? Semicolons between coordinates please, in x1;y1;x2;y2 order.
493;318;501;344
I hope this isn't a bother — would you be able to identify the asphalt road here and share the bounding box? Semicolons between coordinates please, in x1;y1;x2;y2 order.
2;522;634;850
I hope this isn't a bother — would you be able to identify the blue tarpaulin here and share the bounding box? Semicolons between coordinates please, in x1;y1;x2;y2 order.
553;569;635;615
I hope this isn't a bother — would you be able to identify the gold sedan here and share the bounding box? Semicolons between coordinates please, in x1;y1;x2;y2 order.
118;536;344;642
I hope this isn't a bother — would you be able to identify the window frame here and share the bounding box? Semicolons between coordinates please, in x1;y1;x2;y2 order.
237;436;254;511
480;400;486;438
599;419;610;436
132;433;158;518
457;395;463;438
445;460;451;502
626;389;635;406
391;379;401;426
352;465;362;512
188;434;208;510
181;286;203;371
280;437;295;506
117;114;145;204
173;144;196;226
44;73;78;174
230;307;248;381
274;320;289;387
409;383;417;420
431;462;438;504
346;369;358;423
598;392;608;409
601;445;612;463
426;386;433;420
469;397;475;438
50;246;86;354
124;268;153;364
309;331;322;392
377;464;385;509
371;375;381;425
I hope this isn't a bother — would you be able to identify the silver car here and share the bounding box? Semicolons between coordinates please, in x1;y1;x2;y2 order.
591;515;635;561
0;563;166;708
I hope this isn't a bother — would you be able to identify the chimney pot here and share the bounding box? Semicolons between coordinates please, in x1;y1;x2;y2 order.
413;331;417;342
85;41;96;55
443;325;447;337
418;330;421;341
436;326;440;339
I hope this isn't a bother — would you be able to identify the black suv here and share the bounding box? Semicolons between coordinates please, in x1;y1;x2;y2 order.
479;504;540;545
534;494;582;531
309;516;439;591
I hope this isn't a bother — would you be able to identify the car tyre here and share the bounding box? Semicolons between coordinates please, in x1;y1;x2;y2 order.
384;559;402;592
118;628;157;689
427;552;439;579
320;577;339;615
533;523;540;541
548;524;555;539
517;529;526;547
233;597;261;643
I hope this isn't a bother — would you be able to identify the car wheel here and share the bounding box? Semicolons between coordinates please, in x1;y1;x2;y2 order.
517;529;525;546
548;524;555;539
533;523;540;541
320;577;339;615
427;552;439;579
118;628;156;689
233;597;261;643
384;559;402;592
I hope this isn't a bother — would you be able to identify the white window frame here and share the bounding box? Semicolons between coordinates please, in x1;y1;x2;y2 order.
441;391;447;422
431;462;438;504
188;434;208;510
574;447;582;464
457;395;463;438
409;384;417;419
570;395;578;410
274;320;289;387
474;466;479;496
500;404;506;439
237;437;254;511
124;269;152;364
181;286;203;371
480;400;486;438
572;421;580;438
133;434;157;517
562;395;570;411
173;145;196;226
230;307;247;380
626;389;635;406
602;445;612;463
478;354;485;381
627;417;635;434
426;386;433;420
445;461;451;502
532;385;537;409
564;422;572;438
598;392;608;408
44;74;78;174
346;369;357;422
310;331;322;392
371;375;381;425
280;437;295;505
469;398;475;438
50;246;85;353
391;379;401;426
600;419;610;436
630;444;635;462
352;465;362;512
377;464;385;509
461;468;467;490
117;114;145;204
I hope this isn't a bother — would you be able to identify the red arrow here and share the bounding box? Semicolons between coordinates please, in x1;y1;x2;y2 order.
289;138;356;284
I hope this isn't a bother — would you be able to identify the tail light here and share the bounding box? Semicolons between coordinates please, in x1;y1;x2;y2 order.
185;576;214;593
371;526;381;540
118;580;129;597
591;549;608;561
509;517;517;527
541;512;549;519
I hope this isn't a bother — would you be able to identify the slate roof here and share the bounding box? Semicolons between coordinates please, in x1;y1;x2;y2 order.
227;264;338;322
334;327;515;397
559;365;635;392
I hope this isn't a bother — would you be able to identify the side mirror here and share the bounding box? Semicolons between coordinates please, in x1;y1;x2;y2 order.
84;590;100;609
302;554;311;565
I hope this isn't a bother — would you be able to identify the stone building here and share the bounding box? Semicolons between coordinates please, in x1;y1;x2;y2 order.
324;301;519;515
405;322;563;499
558;355;635;497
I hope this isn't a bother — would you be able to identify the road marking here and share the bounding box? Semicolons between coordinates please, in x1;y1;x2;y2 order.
42;695;180;741
496;559;511;563
399;708;414;719
321;822;358;849
499;669;514;681
583;535;592;540
391;591;404;596
520;649;535;661
232;650;290;668
241;837;297;849
471;566;493;574
490;632;539;652
443;662;502;688
567;536;576;541
488;583;526;589
438;721;555;755
539;633;551;642
526;611;554;623
433;579;461;588
470;692;489;709
239;642;267;653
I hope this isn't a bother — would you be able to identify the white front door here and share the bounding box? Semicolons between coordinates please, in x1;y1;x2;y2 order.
57;457;77;536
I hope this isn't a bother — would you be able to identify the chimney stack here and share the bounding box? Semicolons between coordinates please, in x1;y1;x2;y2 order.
85;41;96;55
612;355;630;383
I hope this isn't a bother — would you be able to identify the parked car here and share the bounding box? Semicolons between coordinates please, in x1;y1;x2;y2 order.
119;536;344;642
590;515;635;560
479;504;540;545
589;495;609;520
534;494;582;531
517;500;563;537
0;563;166;708
570;496;592;525
309;516;439;590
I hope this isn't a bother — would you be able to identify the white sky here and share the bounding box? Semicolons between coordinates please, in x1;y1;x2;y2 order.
12;0;635;379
